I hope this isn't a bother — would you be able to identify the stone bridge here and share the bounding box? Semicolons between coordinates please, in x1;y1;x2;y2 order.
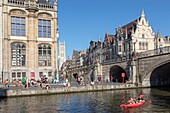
67;46;170;87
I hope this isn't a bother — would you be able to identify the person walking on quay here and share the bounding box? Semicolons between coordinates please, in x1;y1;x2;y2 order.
25;77;29;89
22;77;26;88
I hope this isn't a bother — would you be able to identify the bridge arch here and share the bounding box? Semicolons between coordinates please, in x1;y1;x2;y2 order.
142;61;170;87
110;65;128;83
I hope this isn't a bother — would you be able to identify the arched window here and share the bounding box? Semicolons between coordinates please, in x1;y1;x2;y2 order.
11;43;26;66
142;20;144;25
142;34;145;38
38;44;51;66
139;42;141;50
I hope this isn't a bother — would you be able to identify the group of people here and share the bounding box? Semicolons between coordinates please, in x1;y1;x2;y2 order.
128;94;144;104
3;75;51;91
4;77;35;88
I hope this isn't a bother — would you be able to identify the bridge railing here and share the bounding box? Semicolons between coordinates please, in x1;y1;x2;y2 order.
138;46;170;58
101;57;129;64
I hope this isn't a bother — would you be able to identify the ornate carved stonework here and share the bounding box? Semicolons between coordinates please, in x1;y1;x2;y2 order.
10;10;26;16
38;13;52;19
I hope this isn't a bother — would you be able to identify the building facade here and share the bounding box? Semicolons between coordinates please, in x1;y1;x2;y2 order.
78;10;170;82
0;0;3;83
0;0;59;82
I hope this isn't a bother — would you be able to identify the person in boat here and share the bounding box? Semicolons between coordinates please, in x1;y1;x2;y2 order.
129;98;137;104
137;94;144;102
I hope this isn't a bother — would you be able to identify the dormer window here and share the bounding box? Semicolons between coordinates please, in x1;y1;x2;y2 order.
142;20;144;25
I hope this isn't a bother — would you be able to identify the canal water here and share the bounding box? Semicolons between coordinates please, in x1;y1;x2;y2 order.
0;88;169;113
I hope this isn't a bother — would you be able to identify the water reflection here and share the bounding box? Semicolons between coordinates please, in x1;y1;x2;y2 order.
0;88;169;113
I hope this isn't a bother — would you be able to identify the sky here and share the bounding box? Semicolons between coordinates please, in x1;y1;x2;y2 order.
56;0;170;58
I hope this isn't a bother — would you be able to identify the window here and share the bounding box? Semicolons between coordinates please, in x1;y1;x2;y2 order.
139;42;141;50
17;72;21;78
11;43;26;66
22;72;26;77
142;20;144;25
39;72;43;77
48;72;52;77
118;45;121;52
38;19;51;37
11;16;25;36
146;43;148;50
12;72;16;78
12;72;26;79
142;34;145;38
142;42;145;50
38;44;51;66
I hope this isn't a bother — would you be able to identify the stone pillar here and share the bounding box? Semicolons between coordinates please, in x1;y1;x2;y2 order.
131;59;137;84
27;12;37;79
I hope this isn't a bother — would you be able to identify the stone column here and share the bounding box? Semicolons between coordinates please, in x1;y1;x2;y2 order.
131;59;137;84
27;12;36;79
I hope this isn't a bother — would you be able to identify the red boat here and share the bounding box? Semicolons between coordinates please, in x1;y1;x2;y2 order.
120;100;145;109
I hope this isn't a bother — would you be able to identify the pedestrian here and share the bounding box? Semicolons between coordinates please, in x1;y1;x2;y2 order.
159;44;163;54
25;77;29;88
21;77;26;86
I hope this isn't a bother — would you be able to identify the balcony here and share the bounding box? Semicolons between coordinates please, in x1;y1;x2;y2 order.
8;0;54;11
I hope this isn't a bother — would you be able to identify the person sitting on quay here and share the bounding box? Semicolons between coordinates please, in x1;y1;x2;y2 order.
44;83;50;92
30;79;37;86
4;79;9;87
63;78;69;87
13;79;19;87
90;81;95;86
86;82;91;90
18;79;22;86
126;79;132;84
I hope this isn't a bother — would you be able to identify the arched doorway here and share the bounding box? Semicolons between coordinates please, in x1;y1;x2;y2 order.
110;65;128;83
73;73;78;79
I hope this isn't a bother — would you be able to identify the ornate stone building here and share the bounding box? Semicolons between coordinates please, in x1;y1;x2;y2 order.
82;10;170;82
0;0;59;82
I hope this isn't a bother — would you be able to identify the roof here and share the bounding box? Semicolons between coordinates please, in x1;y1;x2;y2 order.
121;18;140;35
105;33;115;43
72;50;80;60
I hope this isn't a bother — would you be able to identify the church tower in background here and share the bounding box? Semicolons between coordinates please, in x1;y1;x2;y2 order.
59;41;66;70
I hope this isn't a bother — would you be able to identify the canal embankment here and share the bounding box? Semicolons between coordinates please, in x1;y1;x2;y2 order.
0;83;146;97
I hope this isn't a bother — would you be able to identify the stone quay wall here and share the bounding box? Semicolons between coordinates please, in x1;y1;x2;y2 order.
0;83;144;97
